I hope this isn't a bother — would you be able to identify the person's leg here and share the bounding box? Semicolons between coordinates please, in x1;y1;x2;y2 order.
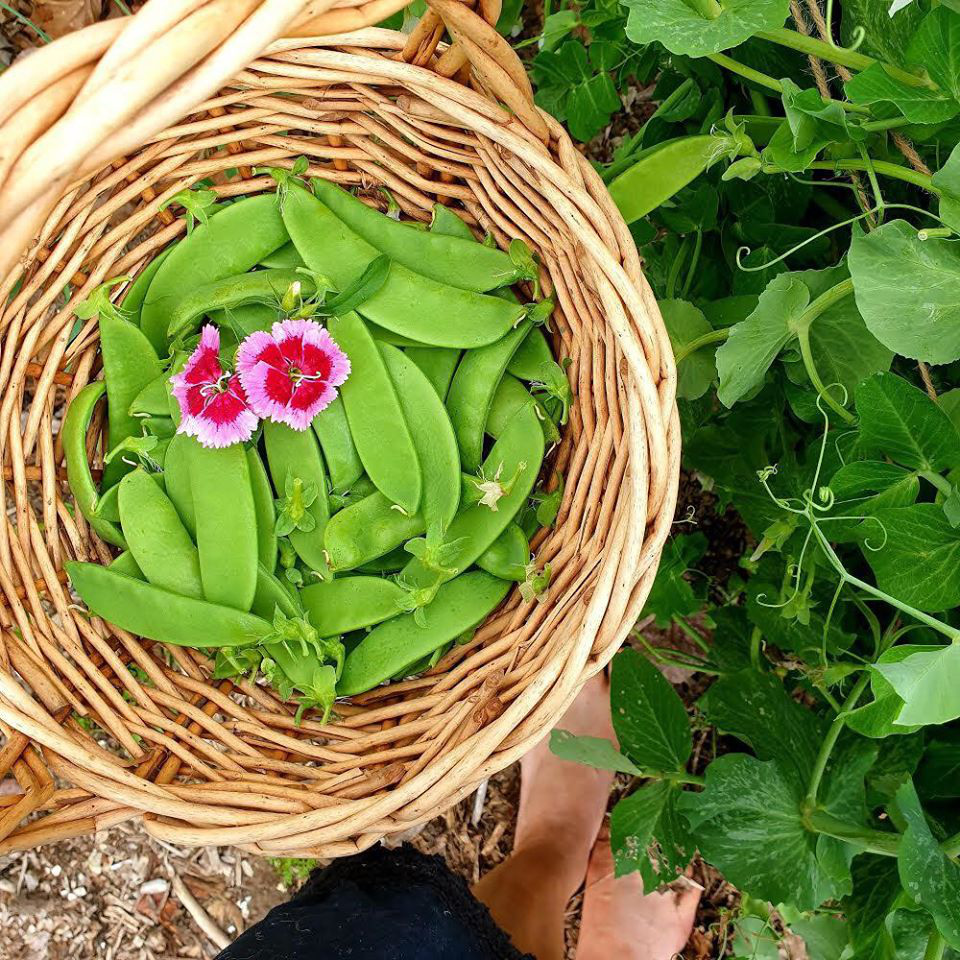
576;832;701;960
472;675;614;960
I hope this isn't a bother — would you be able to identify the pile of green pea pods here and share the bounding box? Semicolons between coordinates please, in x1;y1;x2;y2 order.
64;172;569;719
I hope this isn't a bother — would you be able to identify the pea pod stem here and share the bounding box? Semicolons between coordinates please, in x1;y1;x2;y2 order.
764;158;938;194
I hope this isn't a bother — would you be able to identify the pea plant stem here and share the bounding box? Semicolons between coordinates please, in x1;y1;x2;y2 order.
944;830;960;859
756;27;931;89
683;0;722;19
805;673;870;808
924;931;946;960
806;810;902;857
673;326;729;363
807;159;937;193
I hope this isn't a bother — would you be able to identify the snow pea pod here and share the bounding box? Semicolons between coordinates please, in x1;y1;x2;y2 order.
109;550;143;579
406;346;460;400
338;571;510;696
477;522;531;581
259;240;303;269
402;389;545;588
312;395;363;492
252;563;300;619
486;373;559;444
210;302;277;338
189;443;258;611
100;312;164;489
96;466;164;522
163;432;196;536
312;179;519;292
446;320;531;472
324;491;425;572
247;447;278;573
122;247;172;322
283;186;524;348
299;576;407;635
430;203;476;241
118;468;203;599
329;312;422;515
355;544;409;573
66;562;273;648
165;268;310;343
140;195;289;353
62;382;126;548
380;344;459;537
129;374;170;418
263;420;331;578
507;328;553;381
608;135;718;226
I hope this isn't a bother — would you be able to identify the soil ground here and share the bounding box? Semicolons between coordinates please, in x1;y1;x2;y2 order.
0;5;745;957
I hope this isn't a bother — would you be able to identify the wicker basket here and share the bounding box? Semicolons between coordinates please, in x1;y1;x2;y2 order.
0;0;678;858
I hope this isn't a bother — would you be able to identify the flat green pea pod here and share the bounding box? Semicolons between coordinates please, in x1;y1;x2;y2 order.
355;545;408;573
283;186;524;348
508;328;554;381
118;468;204;599
447;320;531;473
165;268;311;343
487;374;560;445
95;466;165;523
608;135;718;226
324;491;425;571
66;562;273;648
263;420;331;578
312;395;363;492
100;313;164;489
312;179;519;292
329;312;422;515
129;374;170;418
252;563;301;619
163;432;196;535
247;447;278;572
109;550;143;579
380;344;459;537
329;474;378;513
62;382;126;548
140;195;289;353
430;203;476;241
189;443;258;610
405;347;460;400
402;387;545;588
339;571;511;696
299;576;408;635
259;241;303;269
210;302;278;338
122;248;172;322
365;322;421;348
477;523;531;581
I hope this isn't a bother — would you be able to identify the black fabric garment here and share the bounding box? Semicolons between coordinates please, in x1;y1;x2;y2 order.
217;844;533;959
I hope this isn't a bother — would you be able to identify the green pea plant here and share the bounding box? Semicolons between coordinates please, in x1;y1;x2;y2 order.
529;0;960;954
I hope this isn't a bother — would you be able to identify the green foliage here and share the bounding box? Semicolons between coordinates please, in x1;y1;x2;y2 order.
269;857;319;889
528;0;960;947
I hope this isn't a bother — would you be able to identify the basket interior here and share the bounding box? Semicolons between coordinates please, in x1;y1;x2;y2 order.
0;30;676;858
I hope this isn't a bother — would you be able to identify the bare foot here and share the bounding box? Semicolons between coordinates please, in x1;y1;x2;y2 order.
513;673;617;900
472;674;617;960
576;831;701;960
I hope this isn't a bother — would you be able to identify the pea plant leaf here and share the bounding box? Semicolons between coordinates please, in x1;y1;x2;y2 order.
659;299;716;400
917;733;960;799
842;0;926;63
699;669;824;794
907;7;960;102
849;220;960;364
846;669;922;739
549;729;642;774
842;856;915;960
855;372;960;472
715;272;810;407
932;143;960;231
622;0;789;57
531;40;622;142
678;754;825;910
897;780;960;949
874;642;960;726
642;531;707;627
609;780;693;885
611;648;692;774
859;504;960;612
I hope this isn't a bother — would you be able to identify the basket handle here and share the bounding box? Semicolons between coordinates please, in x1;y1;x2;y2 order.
0;0;547;282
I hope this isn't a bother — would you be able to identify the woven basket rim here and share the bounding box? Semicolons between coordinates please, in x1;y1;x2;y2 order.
0;16;679;859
